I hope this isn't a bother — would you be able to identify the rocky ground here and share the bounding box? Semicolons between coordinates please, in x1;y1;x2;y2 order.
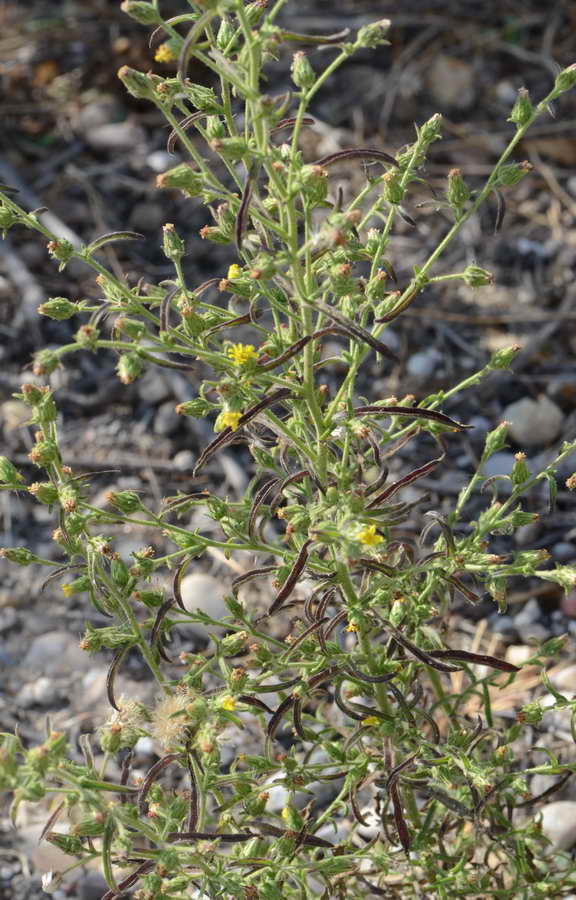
2;0;576;896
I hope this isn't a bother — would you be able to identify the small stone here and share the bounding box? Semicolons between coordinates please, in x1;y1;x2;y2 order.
1;399;31;432
552;542;576;563
0;607;17;632
172;449;195;471
514;522;540;546
516;622;549;645
136;371;172;405
32;676;58;705
562;590;576;619
487;614;516;637
540;801;576;850
147;150;179;172
179;573;228;637
129;201;165;233
23;631;91;676
153;401;181;436
77;100;123;131
428;55;475;110
406;348;443;379
78;871;110;900
550;664;576;693
505;644;533;667
514;598;541;628
503;396;563;447
85;120;145;151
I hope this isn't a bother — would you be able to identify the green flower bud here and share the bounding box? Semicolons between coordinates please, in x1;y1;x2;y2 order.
216;18;236;50
0;206;19;236
0;456;24;484
297;164;328;204
28;482;59;504
483;421;509;459
553;63;576;95
382;171;405;205
28;438;59;467
113;317;146;340
162;222;185;262
111;556;130;588
462;264;494;287
117;65;155;100
291;51;315;90
365;269;388;302
176;397;213;417
47;239;74;266
120;1;161;24
46;832;85;855
245;1;267;26
281;802;304;831
418;113;443;147
37;297;79;320
156;164;204;197
488;344;520;370
205;115;225;140
511;452;530;485
209;136;250;161
133;589;165;608
184;83;220;112
356;18;391;49
72;817;106;838
508;87;533;128
446;168;470;218
0;547;41;565
221;630;249;656
106;490;142;514
32;350;60;375
74;325;100;349
518;701;544;725
495;160;533;188
116;352;145;384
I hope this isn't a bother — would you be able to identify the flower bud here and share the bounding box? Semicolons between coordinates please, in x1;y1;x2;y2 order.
488;344;520;370
28;482;59;504
553;63;576;95
446;168;470;217
205;115;225;140
28;438;59;467
462;264;494;287
62;575;91;598
511;452;530;485
210;136;250;161
176;397;213;417
356;18;391;49
113;317;146;340
418;113;443;146
47;239;74;266
157;164;204;197
184;82;220;112
291;52;315;90
116;352;145;384
111;556;130;588
106;490;142;514
0;457;24;484
221;631;249;656
37;297;79;320
382;171;405;205
32;349;60;376
297;165;328;204
508;87;533;128
0;206;19;235
483;421;509;459
162;222;186;262
495;160;532;188
120;1;161;24
0;547;41;565
74;324;100;349
117;65;155;100
216;18;236;50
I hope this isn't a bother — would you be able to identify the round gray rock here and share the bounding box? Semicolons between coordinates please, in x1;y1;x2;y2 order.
179;573;228;637
540;801;576;850
503;396;563;447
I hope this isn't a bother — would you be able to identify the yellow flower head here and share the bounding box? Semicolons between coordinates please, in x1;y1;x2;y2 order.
361;716;380;727
221;695;237;712
227;264;243;279
356;524;383;547
155;42;176;63
227;343;259;365
62;583;74;597
218;410;242;432
345;622;358;633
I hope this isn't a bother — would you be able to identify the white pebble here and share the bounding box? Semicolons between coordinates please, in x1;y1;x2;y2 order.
503;396;563;447
540;801;576;850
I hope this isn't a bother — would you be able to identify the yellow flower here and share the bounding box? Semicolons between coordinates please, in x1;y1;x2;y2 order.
154;42;176;63
62;583;74;597
345;622;358;633
227;343;259;365
227;264;243;279
221;695;237;711
356;524;383;546
361;716;380;727
218;410;242;432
